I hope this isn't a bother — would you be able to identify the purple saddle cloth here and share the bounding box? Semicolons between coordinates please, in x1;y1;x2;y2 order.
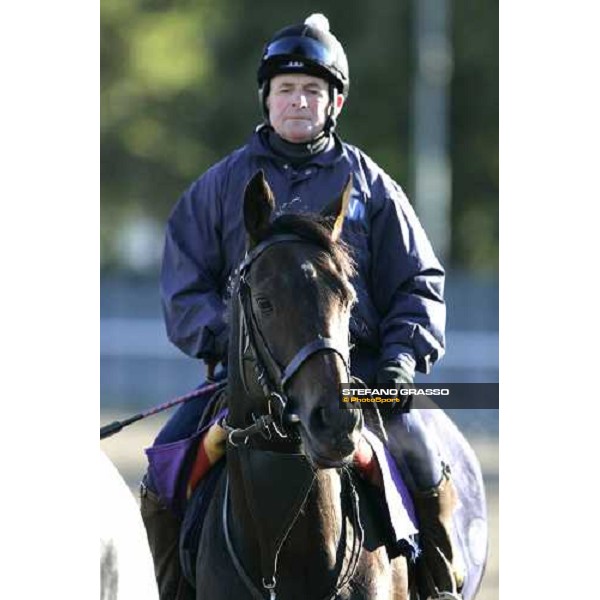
362;427;418;553
145;405;227;517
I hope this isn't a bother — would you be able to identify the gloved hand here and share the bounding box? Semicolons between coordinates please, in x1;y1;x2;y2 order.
375;359;415;412
204;328;229;381
376;360;414;385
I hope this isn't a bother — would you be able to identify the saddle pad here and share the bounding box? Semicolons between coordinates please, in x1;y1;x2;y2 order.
144;397;227;516
362;427;419;548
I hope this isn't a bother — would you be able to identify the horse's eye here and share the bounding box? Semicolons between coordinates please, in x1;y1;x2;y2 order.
255;297;273;314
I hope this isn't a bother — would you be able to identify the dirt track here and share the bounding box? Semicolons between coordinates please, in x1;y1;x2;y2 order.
101;411;498;600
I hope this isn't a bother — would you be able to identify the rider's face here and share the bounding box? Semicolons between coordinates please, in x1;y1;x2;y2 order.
266;74;344;143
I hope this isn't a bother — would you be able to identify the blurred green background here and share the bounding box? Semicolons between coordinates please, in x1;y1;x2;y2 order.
101;0;497;274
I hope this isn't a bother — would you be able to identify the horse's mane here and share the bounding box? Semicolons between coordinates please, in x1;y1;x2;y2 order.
266;212;357;303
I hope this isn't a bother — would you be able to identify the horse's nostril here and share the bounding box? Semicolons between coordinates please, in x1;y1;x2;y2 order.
312;406;361;433
309;406;334;432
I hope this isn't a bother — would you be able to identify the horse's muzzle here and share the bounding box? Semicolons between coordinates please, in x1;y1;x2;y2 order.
301;405;363;467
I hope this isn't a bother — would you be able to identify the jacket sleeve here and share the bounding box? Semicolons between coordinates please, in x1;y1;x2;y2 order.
370;178;446;374
160;169;229;361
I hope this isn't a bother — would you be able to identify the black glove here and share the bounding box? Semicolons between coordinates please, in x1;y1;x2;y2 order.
202;328;229;381
376;359;414;385
375;360;415;412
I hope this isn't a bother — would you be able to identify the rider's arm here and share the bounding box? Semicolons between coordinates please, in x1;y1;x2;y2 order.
370;177;446;374
160;168;229;362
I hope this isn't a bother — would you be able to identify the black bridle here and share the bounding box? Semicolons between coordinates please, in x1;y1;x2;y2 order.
233;233;351;439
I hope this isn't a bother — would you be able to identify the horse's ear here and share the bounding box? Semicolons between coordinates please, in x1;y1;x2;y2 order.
244;170;275;244
320;174;352;241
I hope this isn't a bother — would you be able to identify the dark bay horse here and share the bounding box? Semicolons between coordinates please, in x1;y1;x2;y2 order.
193;171;487;599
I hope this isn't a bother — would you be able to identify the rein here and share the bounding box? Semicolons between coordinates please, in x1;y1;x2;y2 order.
222;233;363;599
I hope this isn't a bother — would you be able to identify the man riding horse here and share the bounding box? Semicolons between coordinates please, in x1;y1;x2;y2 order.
141;13;463;600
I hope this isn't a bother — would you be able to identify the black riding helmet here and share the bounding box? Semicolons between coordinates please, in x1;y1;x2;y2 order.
257;14;349;133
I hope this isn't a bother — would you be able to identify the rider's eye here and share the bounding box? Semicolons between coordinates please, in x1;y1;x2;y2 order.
255;297;273;314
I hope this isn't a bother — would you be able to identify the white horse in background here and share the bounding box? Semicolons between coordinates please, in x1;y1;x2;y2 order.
100;450;158;600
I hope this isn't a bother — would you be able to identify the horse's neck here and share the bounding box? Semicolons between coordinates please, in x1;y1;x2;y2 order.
227;459;345;588
292;469;344;565
301;470;346;568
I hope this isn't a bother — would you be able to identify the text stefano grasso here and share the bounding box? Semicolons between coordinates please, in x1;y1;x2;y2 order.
340;387;450;396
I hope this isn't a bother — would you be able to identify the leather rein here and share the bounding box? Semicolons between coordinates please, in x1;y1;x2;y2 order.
221;234;363;599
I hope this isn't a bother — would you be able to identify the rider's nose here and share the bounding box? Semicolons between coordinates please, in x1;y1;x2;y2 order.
293;93;308;108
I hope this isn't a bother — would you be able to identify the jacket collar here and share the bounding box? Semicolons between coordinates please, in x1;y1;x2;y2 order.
248;124;348;168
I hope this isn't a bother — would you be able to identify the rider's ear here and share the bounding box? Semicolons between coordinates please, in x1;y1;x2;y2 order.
244;170;275;244
320;174;352;242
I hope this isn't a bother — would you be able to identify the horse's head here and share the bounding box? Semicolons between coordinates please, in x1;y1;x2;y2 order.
232;170;362;468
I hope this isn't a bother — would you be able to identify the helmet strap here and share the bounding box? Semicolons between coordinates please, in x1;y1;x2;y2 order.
324;84;338;133
260;81;271;124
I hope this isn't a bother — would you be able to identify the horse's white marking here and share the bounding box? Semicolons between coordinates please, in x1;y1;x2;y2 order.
301;261;317;279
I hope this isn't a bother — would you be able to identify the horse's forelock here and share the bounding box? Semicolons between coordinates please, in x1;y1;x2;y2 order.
267;213;356;284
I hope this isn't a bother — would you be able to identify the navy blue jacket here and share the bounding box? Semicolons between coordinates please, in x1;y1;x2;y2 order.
161;127;445;378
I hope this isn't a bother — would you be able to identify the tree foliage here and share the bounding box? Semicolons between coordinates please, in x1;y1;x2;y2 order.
101;0;498;272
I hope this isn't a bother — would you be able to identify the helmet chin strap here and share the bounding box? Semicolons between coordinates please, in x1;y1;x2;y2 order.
323;84;338;134
259;81;271;124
